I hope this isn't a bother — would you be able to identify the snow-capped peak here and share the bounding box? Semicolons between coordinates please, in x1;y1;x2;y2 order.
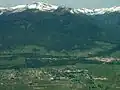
0;2;120;15
28;2;58;11
9;2;58;10
71;6;120;15
0;2;58;15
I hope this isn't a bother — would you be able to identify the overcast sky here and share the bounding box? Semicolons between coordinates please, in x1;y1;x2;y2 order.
0;0;120;8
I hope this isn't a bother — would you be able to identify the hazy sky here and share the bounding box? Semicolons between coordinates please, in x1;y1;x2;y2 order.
0;0;120;8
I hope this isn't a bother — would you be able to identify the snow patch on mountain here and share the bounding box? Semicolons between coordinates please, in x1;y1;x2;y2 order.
0;2;120;15
73;6;120;15
0;2;58;15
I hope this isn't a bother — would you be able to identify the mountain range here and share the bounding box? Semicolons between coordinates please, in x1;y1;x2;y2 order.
0;2;120;57
1;2;120;15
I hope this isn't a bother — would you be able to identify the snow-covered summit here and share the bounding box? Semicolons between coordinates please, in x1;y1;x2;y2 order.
0;2;120;15
0;2;58;15
10;2;58;11
76;6;120;15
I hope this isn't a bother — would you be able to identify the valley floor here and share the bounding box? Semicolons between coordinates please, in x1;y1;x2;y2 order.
0;63;120;90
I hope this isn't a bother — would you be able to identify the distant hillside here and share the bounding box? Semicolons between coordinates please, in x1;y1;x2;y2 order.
0;6;120;57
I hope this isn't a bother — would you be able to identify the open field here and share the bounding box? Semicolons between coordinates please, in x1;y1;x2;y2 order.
0;63;120;90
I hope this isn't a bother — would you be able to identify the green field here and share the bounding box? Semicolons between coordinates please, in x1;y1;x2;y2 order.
0;44;120;90
0;63;120;90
